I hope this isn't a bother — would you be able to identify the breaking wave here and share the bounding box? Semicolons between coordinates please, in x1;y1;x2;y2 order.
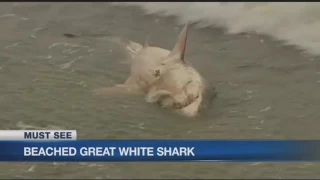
113;2;320;56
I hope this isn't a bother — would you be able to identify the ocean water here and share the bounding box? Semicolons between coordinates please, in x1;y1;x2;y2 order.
0;2;319;179
115;2;320;56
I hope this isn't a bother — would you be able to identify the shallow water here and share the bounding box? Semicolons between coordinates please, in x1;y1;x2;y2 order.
0;2;320;179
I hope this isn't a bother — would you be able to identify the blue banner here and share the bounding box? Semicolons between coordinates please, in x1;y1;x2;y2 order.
0;140;319;162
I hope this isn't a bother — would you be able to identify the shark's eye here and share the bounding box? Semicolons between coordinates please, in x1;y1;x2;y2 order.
154;69;160;77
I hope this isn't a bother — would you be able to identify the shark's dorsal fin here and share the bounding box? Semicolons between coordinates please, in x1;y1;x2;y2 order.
167;23;189;62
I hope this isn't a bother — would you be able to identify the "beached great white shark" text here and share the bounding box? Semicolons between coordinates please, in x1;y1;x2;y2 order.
24;147;195;157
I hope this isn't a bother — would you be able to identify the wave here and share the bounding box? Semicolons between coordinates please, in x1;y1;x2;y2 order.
113;2;320;56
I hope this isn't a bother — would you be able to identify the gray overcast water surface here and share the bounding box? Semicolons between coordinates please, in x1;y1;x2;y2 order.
0;2;320;179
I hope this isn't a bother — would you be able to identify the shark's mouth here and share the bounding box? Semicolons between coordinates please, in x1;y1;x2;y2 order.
172;94;200;110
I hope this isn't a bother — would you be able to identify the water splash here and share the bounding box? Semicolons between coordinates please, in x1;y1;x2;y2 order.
114;2;320;56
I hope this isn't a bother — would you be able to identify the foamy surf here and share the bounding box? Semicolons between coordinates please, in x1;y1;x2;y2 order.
113;2;320;56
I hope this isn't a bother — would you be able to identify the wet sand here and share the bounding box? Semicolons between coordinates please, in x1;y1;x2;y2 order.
0;2;320;179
